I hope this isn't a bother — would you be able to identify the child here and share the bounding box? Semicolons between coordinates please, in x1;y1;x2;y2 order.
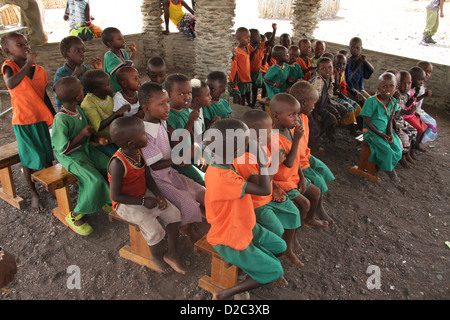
234;27;253;106
234;110;303;266
413;63;438;145
360;72;403;181
1;32;55;212
108;116;186;274
228;49;241;104
113;66;143;117
290;81;336;225
54;35;102;111
162;0;196;40
279;33;292;49
81;69;131;157
204;71;233;129
138;82;205;242
63;0;102;40
165;73;205;186
263;45;290;99
102;27;137;92
52;76;111;235
285;45;304;90
296;39;316;81
311;40;326;65
190;79;211;142
345;37;374;106
204;118;287;300
146;56;168;86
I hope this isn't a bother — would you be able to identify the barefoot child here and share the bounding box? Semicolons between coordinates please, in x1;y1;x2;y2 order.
146;56;168;86
204;118;287;300
108;116;186;274
102;27;137;92
138;82;205;242
1;32;55;212
234;110;302;266
360;72;402;181
234;27;253;106
113;66;143;117
52;77;111;235
81;69;131;157
204;71;233;129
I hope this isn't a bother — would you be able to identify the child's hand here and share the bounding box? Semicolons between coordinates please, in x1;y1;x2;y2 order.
272;186;287;203
72;64;85;78
359;54;367;62
117;104;131;116
273;82;283;88
189;109;200;122
298;178;307;194
93;58;103;70
278;149;286;164
81;125;95;137
212;116;221;123
98;137;109;146
272;23;277;31
143;196;158;209
25;52;37;66
293;124;304;141
129;42;137;53
424;90;432;97
156;194;167;210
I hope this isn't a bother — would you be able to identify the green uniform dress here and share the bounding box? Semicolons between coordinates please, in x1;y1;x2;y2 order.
202;99;232;122
103;49;131;92
285;63;304;89
360;96;402;172
264;63;289;99
51;106;111;214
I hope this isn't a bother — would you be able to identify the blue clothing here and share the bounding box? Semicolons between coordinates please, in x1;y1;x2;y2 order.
53;63;91;110
345;57;373;91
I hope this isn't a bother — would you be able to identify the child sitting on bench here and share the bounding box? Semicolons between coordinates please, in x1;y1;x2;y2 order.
108;116;185;274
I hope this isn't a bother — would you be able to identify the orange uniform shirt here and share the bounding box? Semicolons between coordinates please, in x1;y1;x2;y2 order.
2;60;54;126
250;42;266;74
205;164;255;251
296;56;313;81
235;45;254;83
272;130;301;191
298;114;311;170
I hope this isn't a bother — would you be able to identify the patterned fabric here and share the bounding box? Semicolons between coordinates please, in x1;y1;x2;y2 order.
66;0;90;29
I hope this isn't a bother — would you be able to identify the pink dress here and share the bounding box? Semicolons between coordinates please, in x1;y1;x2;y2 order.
141;120;204;225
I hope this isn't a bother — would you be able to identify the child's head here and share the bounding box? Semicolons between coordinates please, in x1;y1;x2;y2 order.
398;71;412;94
82;69;114;97
270;93;301;129
333;53;347;73
235;27;250;46
290;81;319;116
54;76;84;104
241;109;273;146
110;116;147;150
313;40;326;59
288;45;300;64
298;39;311;57
280;33;292;48
138;82;170;122
338;49;349;58
165;73;192;109
206;71;227;101
386;69;400;90
191;79;211;109
101;27;125;49
59;36;85;65
316;57;333;80
377;72;397;99
271;45;289;64
349;37;363;57
409;66;426;89
249;29;261;46
146;56;168;85
1;32;30;59
116;66;141;92
417;61;433;82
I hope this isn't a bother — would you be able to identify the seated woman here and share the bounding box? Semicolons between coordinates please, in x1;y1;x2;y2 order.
162;0;196;40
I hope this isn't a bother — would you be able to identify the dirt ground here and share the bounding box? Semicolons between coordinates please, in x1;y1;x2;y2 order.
0;69;449;302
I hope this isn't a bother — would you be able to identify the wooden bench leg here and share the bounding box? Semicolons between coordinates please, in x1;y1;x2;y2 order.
198;256;239;294
52;185;76;231
0;166;25;209
349;143;380;183
117;224;164;274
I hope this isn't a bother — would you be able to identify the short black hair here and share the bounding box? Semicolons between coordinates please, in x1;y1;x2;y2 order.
241;109;271;130
110;116;144;148
138;82;165;106
270;93;300;114
59;35;83;57
101;27;121;47
54;76;82;103
147;56;166;68
191;79;208;99
115;66;138;86
316;57;332;68
81;69;110;92
165;73;190;93
206;71;227;85
1;32;26;54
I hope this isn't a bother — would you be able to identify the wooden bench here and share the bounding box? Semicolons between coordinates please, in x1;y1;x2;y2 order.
194;235;238;295
0;141;25;209
108;210;164;274
31;163;78;229
349;136;380;183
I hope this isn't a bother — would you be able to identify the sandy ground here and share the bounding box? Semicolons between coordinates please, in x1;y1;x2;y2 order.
0;0;449;305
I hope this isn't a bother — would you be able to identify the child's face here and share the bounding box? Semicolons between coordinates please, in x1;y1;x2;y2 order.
65;40;85;65
196;86;212;108
237;30;250;46
280;35;291;48
168;81;192;109
299;92;318;116
274;102;301;129
5;35;30;60
299;41;311;56
288;48;300;64
318;61;333;80
421;65;433;81
123;69;141;91
349;40;362;57
143;90;171;121
132;124;148;149
250;30;261;46
206;79;226;101
108;31;126;50
95;76;114;97
411;73;425;89
275;47;289;64
314;43;325;58
334;56;347;73
399;74;412;94
147;65;168;85
378;77;396;99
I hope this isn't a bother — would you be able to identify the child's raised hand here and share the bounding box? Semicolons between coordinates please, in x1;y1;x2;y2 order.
72;64;85;78
93;58;103;70
424;89;432;97
129;42;137;53
117;104;131;116
26;52;37;66
272;23;277;31
293;123;304;141
81;125;95;137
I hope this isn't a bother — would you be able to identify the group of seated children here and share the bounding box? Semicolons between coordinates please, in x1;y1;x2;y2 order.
0;25;437;300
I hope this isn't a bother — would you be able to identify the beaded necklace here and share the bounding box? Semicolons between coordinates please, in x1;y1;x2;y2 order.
60;107;82;120
119;148;142;166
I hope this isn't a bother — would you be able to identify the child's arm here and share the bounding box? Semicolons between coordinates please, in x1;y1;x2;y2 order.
3;52;36;89
97;105;131;132
84;2;91;26
162;0;171;34
264;78;283;88
65;125;96;153
63;2;69;20
363;116;392;143
283;124;303;168
128;43;137;62
266;23;277;47
181;1;195;14
243;142;272;196
144;166;167;209
43;91;56;116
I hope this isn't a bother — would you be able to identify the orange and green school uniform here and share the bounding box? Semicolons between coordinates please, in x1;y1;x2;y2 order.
205;164;286;284
235;45;254;95
2;60;54;170
296;56;313;81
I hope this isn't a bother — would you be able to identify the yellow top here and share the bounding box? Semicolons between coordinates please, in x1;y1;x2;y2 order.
168;0;185;26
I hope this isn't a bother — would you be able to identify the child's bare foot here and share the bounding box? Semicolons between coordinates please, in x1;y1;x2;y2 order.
293;237;304;256
282;249;304;267
30;193;43;212
303;217;329;229
385;169;400;182
399;156;411;169
163;253;187;275
273;276;288;288
316;206;335;225
416;144;426;152
150;256;173;274
405;153;415;164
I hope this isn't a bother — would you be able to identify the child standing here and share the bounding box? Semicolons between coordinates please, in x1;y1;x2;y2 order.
102;27;137;92
1;32;55;212
52;76;111;235
81;69;131;157
285;45;304;91
113;66;143;117
108;116;186;274
54;35;102;111
263;45;290;99
204;71;233;129
360;73;403;181
146;56;168;86
138;82;205;242
234;27;253;106
204;118;287;300
311;40;326;65
296;39;316;81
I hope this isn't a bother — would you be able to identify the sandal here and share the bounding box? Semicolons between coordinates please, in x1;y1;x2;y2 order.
65;212;93;236
102;204;113;213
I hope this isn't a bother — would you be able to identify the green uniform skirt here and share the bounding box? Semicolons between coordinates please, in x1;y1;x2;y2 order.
302;155;335;194
254;197;300;236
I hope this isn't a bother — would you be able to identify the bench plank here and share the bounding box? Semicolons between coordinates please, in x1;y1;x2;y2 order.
0;141;24;209
0;141;20;169
31;163;77;192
